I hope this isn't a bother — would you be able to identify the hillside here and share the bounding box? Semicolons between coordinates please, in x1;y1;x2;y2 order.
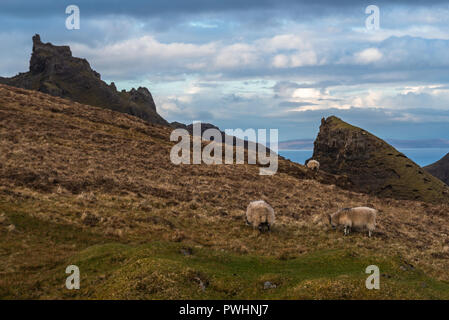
1;85;449;299
0;35;167;125
425;153;449;186
311;116;449;203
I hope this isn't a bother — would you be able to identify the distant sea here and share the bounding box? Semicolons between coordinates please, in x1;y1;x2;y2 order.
278;148;449;167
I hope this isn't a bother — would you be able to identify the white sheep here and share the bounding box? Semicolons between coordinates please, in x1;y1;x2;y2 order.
328;207;377;237
306;159;320;172
246;200;275;233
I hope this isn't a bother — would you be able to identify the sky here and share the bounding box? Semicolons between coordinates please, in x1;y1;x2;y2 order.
1;0;449;141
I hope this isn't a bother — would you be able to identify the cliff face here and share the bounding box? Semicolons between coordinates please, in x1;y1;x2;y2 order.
0;34;168;125
425;153;449;185
312;116;449;203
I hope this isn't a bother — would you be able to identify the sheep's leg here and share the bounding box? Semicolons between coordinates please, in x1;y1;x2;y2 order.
368;230;372;238
344;225;352;235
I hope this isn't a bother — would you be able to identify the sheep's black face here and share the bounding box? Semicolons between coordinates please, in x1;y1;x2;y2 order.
258;222;270;233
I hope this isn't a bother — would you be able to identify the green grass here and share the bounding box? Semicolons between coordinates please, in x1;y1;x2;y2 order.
1;199;449;300
64;242;449;300
4;238;448;299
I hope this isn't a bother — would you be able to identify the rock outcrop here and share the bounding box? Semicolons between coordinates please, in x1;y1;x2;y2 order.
0;34;168;125
311;116;449;203
425;153;449;186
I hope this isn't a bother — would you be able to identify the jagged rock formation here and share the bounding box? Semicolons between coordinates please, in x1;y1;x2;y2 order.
425;153;449;186
311;116;449;203
0;34;167;125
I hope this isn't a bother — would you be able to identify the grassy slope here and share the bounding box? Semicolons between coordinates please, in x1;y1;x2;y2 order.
2;209;448;300
1;85;448;299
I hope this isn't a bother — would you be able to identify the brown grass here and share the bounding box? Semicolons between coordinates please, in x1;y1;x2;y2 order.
0;84;448;298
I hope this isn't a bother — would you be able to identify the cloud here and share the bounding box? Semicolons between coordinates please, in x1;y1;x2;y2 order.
68;33;324;79
213;43;260;69
278;101;317;108
353;48;383;64
379;87;449;110
70;35;217;78
272;54;290;68
272;51;319;68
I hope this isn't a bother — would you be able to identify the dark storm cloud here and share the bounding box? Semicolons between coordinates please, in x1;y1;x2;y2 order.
1;0;446;18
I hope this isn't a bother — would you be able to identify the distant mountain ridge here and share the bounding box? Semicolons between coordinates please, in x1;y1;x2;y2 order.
278;139;314;150
279;138;449;150
386;139;449;149
0;34;168;125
